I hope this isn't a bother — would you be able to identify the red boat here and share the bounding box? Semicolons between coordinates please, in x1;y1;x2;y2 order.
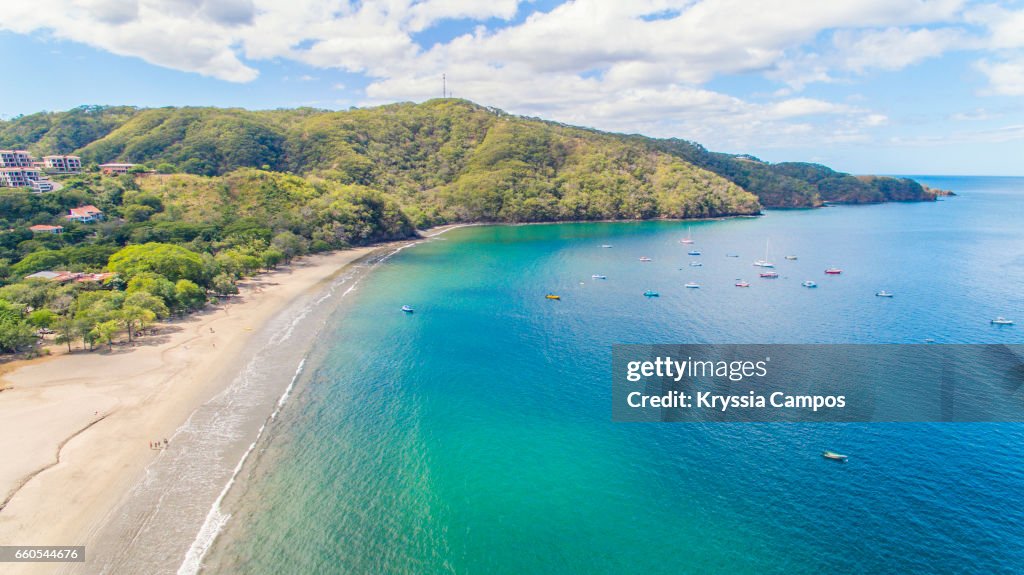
825;268;842;275
760;271;779;278
735;281;750;287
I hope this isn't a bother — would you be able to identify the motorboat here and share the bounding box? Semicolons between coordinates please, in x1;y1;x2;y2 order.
991;317;1015;325
802;281;817;288
735;281;750;287
687;250;701;256
639;257;653;262
601;244;613;248
875;291;894;297
643;290;659;297
684;282;700;289
785;255;798;260
689;261;703;267
592;274;607;279
546;294;561;300
822;451;848;462
760;271;779;278
825;268;843;275
401;305;414;313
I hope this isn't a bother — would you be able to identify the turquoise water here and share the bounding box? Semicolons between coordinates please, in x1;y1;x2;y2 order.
203;176;1024;574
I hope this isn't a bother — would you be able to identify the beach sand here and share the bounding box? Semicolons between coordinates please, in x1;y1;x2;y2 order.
0;247;379;574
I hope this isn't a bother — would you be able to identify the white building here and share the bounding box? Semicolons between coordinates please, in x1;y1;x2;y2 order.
0;167;53;192
99;162;136;175
0;150;32;168
43;155;82;174
0;167;40;187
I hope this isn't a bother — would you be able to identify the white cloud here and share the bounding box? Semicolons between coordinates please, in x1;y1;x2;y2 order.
975;58;1024;96
1;0;1007;149
832;27;967;72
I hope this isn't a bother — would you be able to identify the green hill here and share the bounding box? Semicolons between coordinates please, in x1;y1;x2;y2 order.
0;100;936;218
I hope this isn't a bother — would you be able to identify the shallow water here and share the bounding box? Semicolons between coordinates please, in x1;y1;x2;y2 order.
201;176;1024;574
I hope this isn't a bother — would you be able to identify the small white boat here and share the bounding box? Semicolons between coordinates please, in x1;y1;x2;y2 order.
754;239;775;267
991;317;1015;325
689;261;703;267
639;257;653;262
401;305;414;313
601;244;613;248
592;274;607;279
802;281;817;288
785;255;798;260
684;282;700;289
875;291;894;297
822;451;848;462
735;281;750;288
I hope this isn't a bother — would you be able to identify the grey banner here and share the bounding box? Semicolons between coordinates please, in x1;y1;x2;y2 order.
0;546;85;562
612;345;1024;422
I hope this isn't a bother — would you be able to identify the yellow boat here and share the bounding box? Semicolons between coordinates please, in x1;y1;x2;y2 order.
546;294;561;300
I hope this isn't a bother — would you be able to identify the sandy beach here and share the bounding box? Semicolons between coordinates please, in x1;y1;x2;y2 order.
0;246;381;573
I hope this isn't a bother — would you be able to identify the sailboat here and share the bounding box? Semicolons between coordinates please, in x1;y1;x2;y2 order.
754;239;774;268
680;226;694;244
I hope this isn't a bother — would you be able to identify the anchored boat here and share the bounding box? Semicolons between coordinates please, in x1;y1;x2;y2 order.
760;271;779;278
735;281;750;287
592;274;607;279
876;291;894;297
754;239;775;268
822;451;848;462
991;317;1015;325
401;305;414;313
802;280;817;288
546;294;561;300
644;290;660;297
684;282;700;289
825;268;843;275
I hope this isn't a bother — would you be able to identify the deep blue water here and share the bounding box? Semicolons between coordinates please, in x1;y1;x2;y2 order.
203;176;1024;574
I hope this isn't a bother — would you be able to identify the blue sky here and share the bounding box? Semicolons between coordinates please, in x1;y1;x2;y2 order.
2;1;1024;175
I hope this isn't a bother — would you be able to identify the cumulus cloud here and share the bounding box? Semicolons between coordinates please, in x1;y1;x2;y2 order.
975;58;1024;96
1;0;1011;148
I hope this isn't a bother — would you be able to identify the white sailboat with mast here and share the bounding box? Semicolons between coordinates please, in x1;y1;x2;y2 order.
754;239;775;268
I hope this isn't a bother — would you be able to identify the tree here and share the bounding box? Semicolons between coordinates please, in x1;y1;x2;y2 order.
126;272;176;307
211;273;238;296
174;279;206;312
271;231;308;264
90;319;120;350
119;305;156;342
27;308;57;329
122;204;155;222
261;247;284;270
0;299;36;353
108;243;207;285
0;320;36;353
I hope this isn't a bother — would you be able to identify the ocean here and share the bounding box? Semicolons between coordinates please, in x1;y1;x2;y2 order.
198;176;1024;574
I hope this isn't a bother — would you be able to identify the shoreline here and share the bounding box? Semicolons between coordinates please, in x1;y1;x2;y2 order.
0;226;464;574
